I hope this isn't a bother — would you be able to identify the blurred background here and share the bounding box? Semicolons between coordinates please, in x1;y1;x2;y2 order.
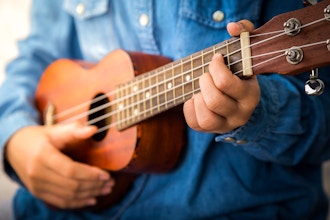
0;0;31;208
1;0;330;218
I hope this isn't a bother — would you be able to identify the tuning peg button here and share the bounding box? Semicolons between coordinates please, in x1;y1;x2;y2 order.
305;68;324;96
325;5;330;20
305;79;324;96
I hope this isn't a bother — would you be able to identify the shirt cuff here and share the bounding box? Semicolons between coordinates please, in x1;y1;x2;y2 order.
215;75;278;146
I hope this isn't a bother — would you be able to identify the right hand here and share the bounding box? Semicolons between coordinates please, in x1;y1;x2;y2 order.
5;122;115;209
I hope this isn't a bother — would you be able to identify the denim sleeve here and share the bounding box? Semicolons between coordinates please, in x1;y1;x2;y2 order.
0;0;79;181
216;69;330;165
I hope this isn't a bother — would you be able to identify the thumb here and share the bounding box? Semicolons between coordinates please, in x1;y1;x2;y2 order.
47;122;97;150
227;19;255;37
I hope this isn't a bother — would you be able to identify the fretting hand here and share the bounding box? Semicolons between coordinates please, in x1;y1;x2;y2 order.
183;20;260;134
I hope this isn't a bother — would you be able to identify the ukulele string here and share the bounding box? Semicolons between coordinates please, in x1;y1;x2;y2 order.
93;39;327;133
53;17;328;131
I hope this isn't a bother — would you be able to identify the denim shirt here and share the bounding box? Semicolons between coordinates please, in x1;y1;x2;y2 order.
1;0;330;219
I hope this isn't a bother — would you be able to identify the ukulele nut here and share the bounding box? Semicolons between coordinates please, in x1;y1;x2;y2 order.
285;47;304;65
325;5;330;20
283;18;301;36
327;39;330;52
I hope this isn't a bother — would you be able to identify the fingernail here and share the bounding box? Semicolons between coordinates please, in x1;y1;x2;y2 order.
212;53;223;61
99;172;110;181
237;21;245;31
86;198;96;206
101;187;112;195
101;180;115;195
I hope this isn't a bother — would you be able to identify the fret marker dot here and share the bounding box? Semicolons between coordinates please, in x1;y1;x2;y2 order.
134;109;139;115
133;86;138;92
167;83;173;89
118;103;123;109
146;92;150;98
185;75;191;81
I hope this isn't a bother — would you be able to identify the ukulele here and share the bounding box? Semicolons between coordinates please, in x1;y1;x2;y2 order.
35;0;330;211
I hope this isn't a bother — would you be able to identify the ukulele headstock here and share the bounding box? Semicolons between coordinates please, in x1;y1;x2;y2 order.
249;0;330;76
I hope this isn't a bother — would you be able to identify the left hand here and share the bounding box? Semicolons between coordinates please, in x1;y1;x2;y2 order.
183;20;260;134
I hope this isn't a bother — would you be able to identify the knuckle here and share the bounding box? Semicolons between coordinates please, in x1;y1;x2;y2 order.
205;96;220;112
198;117;214;131
69;181;81;193
57;200;71;209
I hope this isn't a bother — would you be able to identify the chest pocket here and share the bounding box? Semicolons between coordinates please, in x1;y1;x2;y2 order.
63;0;113;61
175;0;262;57
63;0;109;20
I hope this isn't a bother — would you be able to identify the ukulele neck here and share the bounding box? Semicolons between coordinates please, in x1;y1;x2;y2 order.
115;35;247;130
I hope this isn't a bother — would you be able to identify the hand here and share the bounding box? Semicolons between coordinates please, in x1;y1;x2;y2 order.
5;122;115;209
183;20;260;134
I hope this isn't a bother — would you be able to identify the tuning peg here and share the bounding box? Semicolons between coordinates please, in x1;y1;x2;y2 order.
304;68;324;96
303;0;316;7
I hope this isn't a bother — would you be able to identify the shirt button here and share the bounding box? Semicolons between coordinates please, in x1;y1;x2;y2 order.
139;14;149;27
223;137;236;143
212;10;225;22
76;3;85;15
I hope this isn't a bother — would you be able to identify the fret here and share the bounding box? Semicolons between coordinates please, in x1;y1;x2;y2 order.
115;87;123;129
190;55;195;96
149;72;157;115
164;66;169;109
225;40;231;70
180;59;185;103
125;83;132;126
131;80;140;122
142;74;148;118
136;79;144;122
156;70;160;112
157;68;166;111
171;63;176;105
146;73;152;118
201;50;205;74
180;56;193;100
116;37;242;130
191;52;203;85
172;61;183;104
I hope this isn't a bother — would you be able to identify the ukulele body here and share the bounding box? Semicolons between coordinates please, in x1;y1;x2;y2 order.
35;50;186;210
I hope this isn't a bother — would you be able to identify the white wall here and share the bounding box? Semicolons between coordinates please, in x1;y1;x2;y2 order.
0;0;31;205
0;0;330;218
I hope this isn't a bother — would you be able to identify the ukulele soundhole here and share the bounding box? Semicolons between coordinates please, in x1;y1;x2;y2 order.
88;93;111;141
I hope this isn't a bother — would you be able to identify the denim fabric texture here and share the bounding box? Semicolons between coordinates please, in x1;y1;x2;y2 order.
1;0;330;219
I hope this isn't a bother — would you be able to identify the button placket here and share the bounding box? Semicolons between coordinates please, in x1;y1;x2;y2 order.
134;0;159;54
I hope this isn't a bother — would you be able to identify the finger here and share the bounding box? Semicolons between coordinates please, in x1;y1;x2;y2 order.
48;122;97;149
192;93;228;132
40;140;110;181
31;159;114;195
37;191;97;209
184;93;228;132
183;97;201;131
33;176;114;200
199;72;238;117
208;54;249;101
227;19;254;36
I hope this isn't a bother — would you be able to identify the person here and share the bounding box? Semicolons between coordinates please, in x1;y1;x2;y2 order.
1;0;330;219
